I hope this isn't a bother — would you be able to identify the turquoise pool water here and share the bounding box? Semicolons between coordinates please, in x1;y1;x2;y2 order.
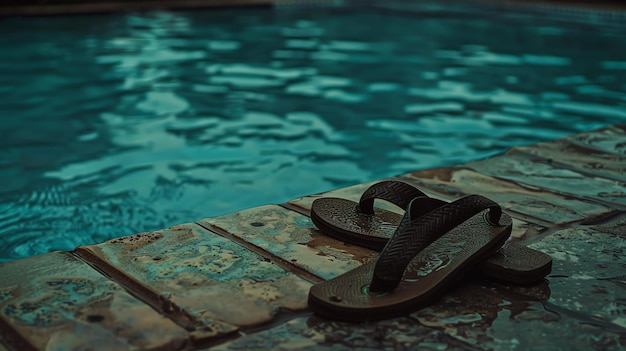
1;2;625;262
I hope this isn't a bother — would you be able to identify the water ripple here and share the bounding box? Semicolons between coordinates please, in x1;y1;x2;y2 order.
1;3;626;262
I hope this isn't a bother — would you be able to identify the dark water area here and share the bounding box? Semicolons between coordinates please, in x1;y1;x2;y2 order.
0;2;625;262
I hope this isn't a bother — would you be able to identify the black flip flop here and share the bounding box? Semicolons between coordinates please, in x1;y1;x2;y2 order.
309;195;512;322
311;180;552;284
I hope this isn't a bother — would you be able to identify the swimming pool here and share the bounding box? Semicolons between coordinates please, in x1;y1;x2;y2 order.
1;1;625;262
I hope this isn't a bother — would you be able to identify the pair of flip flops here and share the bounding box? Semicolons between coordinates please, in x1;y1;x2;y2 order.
307;180;552;322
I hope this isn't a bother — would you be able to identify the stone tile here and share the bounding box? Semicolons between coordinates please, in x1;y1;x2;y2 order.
400;167;615;227
211;315;474;351
76;223;312;344
411;280;624;351
528;217;626;330
514;138;626;182
0;251;188;351
507;218;546;241
564;125;626;156
213;275;624;351
465;151;626;209
199;205;378;281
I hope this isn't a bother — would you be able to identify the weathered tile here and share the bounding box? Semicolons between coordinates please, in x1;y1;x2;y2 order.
0;251;188;351
514;138;626;182
76;223;311;344
400;167;614;226
591;212;626;238
214;275;624;351
564;125;626;156
528;218;626;329
465;151;626;209
411;281;624;351
211;315;474;351
507;218;546;240
199;205;378;281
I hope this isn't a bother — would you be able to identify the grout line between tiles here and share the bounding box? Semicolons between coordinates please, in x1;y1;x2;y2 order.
195;220;325;285
72;249;200;332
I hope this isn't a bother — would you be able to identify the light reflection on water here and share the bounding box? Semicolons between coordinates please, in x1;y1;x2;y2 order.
0;3;625;262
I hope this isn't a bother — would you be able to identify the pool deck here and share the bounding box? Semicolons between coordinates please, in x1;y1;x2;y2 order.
2;0;626;17
0;125;625;350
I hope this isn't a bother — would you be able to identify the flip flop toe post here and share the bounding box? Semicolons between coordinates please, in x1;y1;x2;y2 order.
308;195;512;322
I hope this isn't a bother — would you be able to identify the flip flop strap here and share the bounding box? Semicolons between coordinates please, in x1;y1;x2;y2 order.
369;195;502;293
407;196;448;219
358;180;427;215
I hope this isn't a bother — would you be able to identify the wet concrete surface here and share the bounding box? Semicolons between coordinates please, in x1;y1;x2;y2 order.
514;139;626;182
465;151;626;209
565;125;626;156
212;277;623;351
1;125;625;350
400;167;614;227
212;236;625;351
529;217;626;330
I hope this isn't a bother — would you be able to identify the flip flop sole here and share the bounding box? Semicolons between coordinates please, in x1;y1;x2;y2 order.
310;197;401;250
311;197;551;284
308;210;512;322
480;243;553;284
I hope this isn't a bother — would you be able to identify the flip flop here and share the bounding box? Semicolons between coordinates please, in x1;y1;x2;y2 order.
308;195;512;322
311;180;552;284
